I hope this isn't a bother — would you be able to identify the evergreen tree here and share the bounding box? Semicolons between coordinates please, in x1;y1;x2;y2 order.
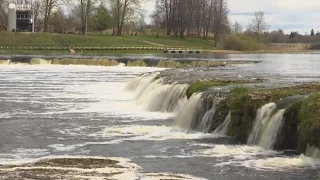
311;29;315;36
92;4;110;34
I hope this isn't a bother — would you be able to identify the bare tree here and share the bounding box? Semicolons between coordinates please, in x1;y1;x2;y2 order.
232;21;242;34
109;0;143;35
0;0;8;26
251;11;267;43
33;0;42;25
79;0;93;34
43;0;58;32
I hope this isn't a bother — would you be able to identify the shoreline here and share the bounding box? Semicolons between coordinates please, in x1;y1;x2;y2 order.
1;49;320;55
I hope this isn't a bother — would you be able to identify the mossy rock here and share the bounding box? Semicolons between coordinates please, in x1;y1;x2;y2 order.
186;80;256;99
207;99;230;133
274;101;302;150
298;94;320;153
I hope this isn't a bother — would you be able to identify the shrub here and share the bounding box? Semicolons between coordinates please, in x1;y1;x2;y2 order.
223;34;260;51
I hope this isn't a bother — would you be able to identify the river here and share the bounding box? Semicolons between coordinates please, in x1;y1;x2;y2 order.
0;54;320;179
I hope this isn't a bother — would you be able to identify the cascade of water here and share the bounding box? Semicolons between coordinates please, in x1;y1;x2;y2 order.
306;144;320;159
247;103;285;149
126;73;189;113
257;109;285;149
125;73;157;94
30;58;52;65
0;60;11;65
137;80;189;112
213;112;231;135
173;93;203;130
198;106;217;133
247;103;277;145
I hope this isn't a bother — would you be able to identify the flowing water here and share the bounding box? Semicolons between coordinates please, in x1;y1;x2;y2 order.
213;112;231;135
0;53;320;179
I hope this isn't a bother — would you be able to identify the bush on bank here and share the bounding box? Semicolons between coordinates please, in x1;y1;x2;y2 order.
223;34;260;51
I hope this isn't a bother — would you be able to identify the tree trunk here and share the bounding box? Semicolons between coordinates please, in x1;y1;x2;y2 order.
44;0;49;32
85;0;91;35
116;0;121;35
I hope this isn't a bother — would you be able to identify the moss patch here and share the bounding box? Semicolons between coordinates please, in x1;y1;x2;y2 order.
298;94;320;153
187;81;230;98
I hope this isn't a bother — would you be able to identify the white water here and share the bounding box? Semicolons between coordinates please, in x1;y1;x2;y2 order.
306;144;320;159
257;109;285;149
247;103;284;149
126;73;189;112
173;93;203;130
214;112;231;135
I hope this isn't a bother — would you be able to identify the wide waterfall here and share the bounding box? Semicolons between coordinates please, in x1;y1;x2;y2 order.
247;103;285;149
127;74;231;133
126;73;189;113
306;144;320;159
173;93;203;130
214;112;231;135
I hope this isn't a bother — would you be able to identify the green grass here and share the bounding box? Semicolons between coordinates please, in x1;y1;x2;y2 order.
0;32;215;50
0;32;61;46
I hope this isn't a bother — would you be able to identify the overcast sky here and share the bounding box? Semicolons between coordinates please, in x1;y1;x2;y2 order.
142;0;320;34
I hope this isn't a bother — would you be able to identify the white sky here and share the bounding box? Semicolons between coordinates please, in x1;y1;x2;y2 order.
142;0;320;34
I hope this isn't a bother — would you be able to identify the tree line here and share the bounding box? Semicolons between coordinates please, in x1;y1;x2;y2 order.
1;0;320;47
152;0;229;46
0;0;146;35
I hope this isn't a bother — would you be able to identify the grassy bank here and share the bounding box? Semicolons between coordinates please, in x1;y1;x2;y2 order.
0;32;213;49
1;31;319;54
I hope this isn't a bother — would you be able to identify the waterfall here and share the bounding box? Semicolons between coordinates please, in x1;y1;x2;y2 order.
247;103;285;149
306;144;320;159
30;58;52;65
0;60;11;65
125;73;158;96
214;112;231;135
198;106;217;133
173;93;203;130
126;73;189;113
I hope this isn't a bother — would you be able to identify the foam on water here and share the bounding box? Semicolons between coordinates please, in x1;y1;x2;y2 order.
242;155;320;171
48;140;123;152
89;125;220;142
198;145;279;159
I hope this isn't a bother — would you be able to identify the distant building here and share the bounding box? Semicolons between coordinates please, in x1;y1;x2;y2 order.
8;0;34;32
